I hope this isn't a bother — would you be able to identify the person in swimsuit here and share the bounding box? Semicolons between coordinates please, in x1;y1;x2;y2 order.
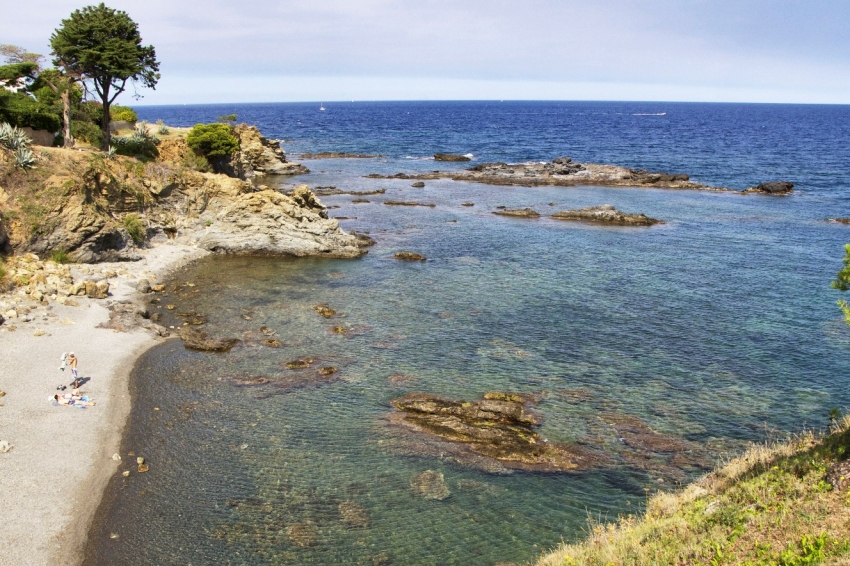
68;353;79;387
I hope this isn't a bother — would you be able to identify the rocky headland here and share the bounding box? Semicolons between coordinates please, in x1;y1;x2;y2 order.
368;156;793;194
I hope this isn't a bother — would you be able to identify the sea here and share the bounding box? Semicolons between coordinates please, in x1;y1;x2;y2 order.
84;101;850;565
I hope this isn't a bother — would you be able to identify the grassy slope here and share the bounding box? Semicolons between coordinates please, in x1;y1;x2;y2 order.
536;417;850;566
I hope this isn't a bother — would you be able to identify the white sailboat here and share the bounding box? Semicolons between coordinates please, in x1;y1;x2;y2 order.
319;103;326;111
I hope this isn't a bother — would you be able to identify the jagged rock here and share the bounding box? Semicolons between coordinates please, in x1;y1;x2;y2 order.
230;124;310;178
394;252;426;261
84;280;109;299
550;204;662;226
391;392;601;472
178;327;240;352
492;208;541;218
743;181;794;195
434;153;471;162
351;231;376;247
410;470;450;500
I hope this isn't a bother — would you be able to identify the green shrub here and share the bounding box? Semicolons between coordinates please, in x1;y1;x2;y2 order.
74;100;102;125
187;123;239;158
50;249;70;263
156;119;169;135
109;105;137;122
0;91;61;131
71;119;104;147
217;113;237;123
122;214;145;244
111;123;159;159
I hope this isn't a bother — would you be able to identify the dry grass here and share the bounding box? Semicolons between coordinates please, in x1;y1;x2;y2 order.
535;416;850;566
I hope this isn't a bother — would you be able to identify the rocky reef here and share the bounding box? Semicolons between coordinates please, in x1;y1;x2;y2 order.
390;392;603;472
368;156;718;190
550;204;663;226
492;208;541;219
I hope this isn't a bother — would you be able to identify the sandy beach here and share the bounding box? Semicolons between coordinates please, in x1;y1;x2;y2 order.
0;242;209;566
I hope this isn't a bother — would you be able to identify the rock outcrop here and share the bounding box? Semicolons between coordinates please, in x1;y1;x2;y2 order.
229;125;309;178
394;252;426;261
550;204;663;226
492;208;541;218
368;157;724;191
827;218;850;225
434;153;471;162
390;392;602;472
743;181;794;195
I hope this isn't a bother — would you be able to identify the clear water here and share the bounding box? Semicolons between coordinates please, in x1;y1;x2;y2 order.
86;102;850;565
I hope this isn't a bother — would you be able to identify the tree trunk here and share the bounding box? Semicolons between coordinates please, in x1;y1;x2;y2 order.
101;99;111;151
61;89;74;148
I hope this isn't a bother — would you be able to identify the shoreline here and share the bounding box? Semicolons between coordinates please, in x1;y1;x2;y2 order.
0;241;209;566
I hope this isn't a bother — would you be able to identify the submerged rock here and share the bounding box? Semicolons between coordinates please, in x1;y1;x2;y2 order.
390;392;601;472
394;252;426;261
492;208;541;218
313;304;337;318
176;311;207;325
410;470;451;500
338;501;370;527
550;204;663;226
285;358;315;369
178;327;240;352
288;522;318;547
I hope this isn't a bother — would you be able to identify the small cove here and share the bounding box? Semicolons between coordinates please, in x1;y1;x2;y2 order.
86;101;850;564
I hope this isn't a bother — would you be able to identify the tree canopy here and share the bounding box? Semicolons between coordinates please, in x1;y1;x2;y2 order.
50;3;159;149
832;243;850;325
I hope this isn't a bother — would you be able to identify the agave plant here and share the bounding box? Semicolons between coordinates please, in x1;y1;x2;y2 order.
107;145;117;160
157;119;170;135
0;123;31;152
14;146;36;169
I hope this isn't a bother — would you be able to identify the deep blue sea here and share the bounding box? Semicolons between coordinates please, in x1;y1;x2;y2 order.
87;101;850;566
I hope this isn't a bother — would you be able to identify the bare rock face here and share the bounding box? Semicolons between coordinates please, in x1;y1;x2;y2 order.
743;181;794;195
550;204;663;226
391;392;601;472
492;208;541;218
231;125;309;177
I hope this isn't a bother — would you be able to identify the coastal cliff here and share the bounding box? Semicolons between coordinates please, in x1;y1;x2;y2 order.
0;125;363;263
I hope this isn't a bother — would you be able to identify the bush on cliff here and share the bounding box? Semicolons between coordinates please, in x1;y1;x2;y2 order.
70;119;103;147
186;123;239;159
111;122;159;159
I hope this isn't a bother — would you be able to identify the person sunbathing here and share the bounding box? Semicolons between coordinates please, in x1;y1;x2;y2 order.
51;391;95;407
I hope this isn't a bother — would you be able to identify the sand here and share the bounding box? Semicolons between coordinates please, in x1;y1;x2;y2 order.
0;242;209;566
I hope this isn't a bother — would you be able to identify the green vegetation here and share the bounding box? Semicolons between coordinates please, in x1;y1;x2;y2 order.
831;244;850;325
109;104;137;123
156;119;169;135
217;113;237;123
51;3;159;150
0;123;36;169
187;123;239;158
121;213;145;244
111;122;159;159
535;417;850;566
50;249;70;263
70;119;103;147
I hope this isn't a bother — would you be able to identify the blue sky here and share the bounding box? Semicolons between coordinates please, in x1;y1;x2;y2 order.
2;0;849;105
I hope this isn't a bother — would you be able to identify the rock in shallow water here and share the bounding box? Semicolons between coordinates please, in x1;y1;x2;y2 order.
394;252;426;261
492;208;541;218
410;470;451;500
550;204;662;226
178;327;240;352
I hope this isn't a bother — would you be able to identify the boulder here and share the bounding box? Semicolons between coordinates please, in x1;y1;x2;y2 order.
231;124;310;178
136;279;152;293
411;181;426;188
550;204;663;226
84;280;109;299
434;153;471;162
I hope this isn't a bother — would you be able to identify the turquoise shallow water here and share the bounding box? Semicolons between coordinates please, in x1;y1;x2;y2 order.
85;166;850;564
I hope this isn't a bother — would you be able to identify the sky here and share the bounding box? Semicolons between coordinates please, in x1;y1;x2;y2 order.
1;0;849;105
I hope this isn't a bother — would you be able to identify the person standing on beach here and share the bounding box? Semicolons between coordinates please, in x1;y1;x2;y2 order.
68;352;79;387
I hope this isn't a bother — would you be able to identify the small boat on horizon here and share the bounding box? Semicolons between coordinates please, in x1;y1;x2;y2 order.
320;104;326;111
